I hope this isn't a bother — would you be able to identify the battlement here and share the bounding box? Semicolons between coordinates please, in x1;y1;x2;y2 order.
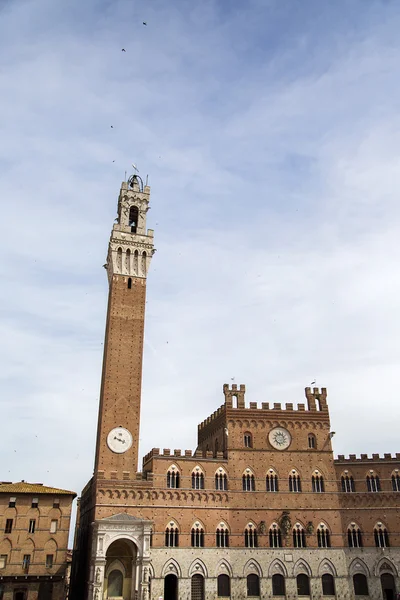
223;384;328;412
335;453;400;463
198;405;225;431
143;447;226;465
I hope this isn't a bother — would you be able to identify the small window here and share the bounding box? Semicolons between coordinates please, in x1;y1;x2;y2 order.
266;472;278;492
308;434;316;449
244;433;252;448
127;277;132;289
341;475;355;492
191;525;204;548
22;554;31;571
296;574;310;596
322;573;335;596
353;573;369;596
391;472;400;491
8;497;16;508
4;519;13;534
0;555;7;569
28;519;36;534
165;525;179;548
366;474;381;492
242;473;256;491
216;526;229;548
215;472;228;491
217;574;230;597
166;468;180;489
46;554;54;569
53;498;60;509
312;474;325;493
192;471;205;490
50;520;57;534
317;524;331;548
272;574;285;596
347;525;363;548
289;472;301;492
31;497;39;508
244;525;258;548
374;524;389;548
293;525;306;548
246;574;260;597
269;524;282;548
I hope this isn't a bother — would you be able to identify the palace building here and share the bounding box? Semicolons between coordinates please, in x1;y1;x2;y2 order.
70;175;400;600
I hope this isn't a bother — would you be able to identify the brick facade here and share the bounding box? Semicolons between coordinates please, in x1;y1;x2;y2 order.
0;482;76;600
70;177;400;600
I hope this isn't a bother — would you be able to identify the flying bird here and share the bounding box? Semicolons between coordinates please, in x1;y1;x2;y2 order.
111;125;114;128
311;380;316;385
132;163;139;172
122;48;126;52
143;21;147;25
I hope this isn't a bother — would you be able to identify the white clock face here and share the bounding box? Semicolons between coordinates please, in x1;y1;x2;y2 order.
268;427;291;450
107;427;133;454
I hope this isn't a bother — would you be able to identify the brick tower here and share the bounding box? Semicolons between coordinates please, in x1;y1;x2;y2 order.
94;174;155;479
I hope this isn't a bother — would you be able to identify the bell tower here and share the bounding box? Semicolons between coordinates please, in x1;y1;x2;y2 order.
94;174;155;479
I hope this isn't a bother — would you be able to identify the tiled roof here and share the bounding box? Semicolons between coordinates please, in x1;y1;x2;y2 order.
0;482;76;496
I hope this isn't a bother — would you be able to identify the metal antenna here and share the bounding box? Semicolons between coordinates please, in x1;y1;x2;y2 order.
124;170;127;181
145;174;148;186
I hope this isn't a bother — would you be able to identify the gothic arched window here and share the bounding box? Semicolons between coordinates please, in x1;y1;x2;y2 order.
191;523;205;548
341;473;355;492
312;471;325;493
243;470;256;491
266;469;278;492
289;470;301;492
366;472;381;492
317;523;331;548
391;471;400;491
244;523;258;548
293;523;306;548
165;522;179;547
192;468;205;490
129;205;138;232
269;523;282;548
347;523;362;548
216;523;229;548
215;469;228;491
374;523;389;548
166;466;180;489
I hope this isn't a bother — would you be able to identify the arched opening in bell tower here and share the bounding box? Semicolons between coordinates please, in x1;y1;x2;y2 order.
104;539;137;599
129;206;139;233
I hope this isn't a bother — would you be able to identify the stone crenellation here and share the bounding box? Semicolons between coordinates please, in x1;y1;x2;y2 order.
335;453;400;462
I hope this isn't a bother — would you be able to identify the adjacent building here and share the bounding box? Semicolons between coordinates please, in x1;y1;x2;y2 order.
0;482;76;600
70;175;400;600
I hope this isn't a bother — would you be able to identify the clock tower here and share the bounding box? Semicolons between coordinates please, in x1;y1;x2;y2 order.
94;174;155;480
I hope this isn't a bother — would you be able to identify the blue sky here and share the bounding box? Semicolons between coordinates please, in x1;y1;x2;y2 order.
1;0;400;518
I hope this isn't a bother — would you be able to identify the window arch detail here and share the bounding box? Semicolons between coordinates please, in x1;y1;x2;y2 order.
366;471;381;492
341;472;355;492
244;523;258;548
215;522;229;548
317;523;331;548
312;470;325;493
244;432;252;448
243;469;255;491
191;522;205;548
347;523;362;548
374;523;389;548
308;433;316;449
391;470;400;491
165;521;179;547
166;465;180;489
269;523;282;548
191;467;205;490
289;469;301;492
266;469;278;492
215;468;228;491
293;523;306;548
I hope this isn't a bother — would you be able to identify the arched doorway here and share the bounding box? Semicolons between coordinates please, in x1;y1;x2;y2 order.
381;573;396;600
105;539;137;599
164;574;178;600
